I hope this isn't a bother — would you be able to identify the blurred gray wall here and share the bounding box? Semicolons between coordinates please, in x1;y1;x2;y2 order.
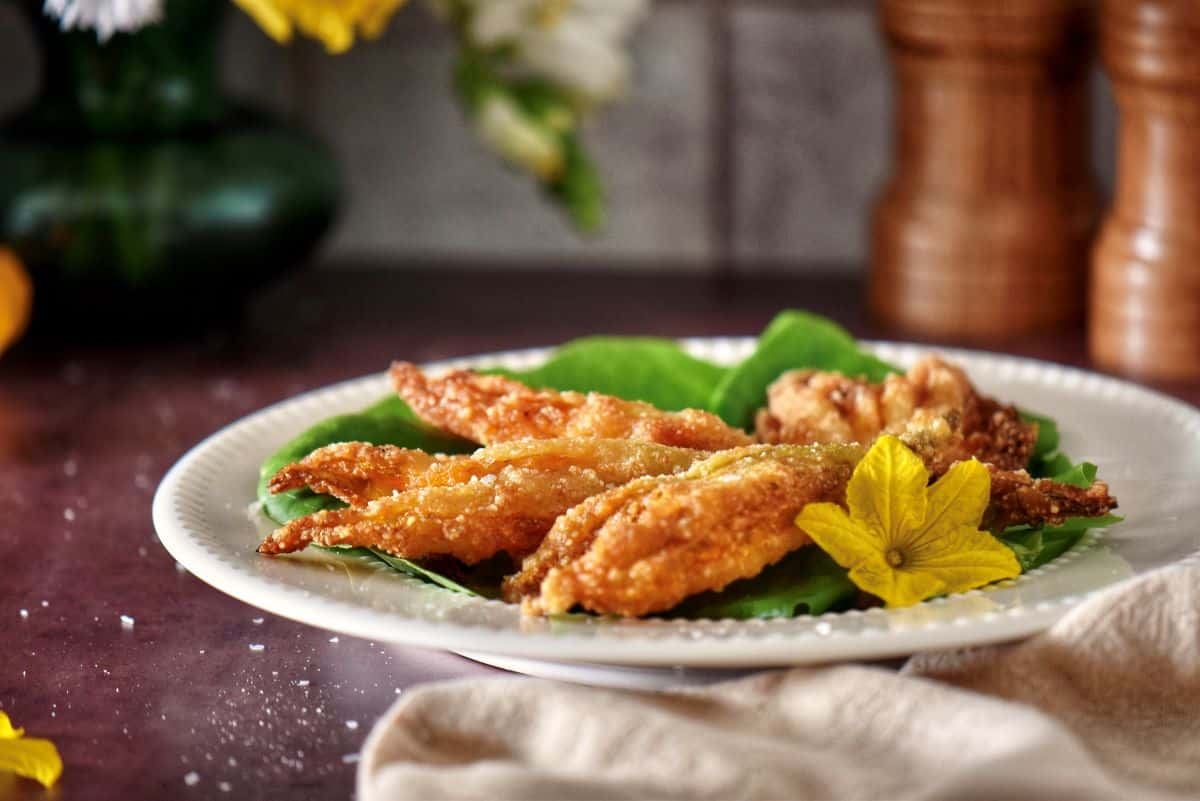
0;0;1117;273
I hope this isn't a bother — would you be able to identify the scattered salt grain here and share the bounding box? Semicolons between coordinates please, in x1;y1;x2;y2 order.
218;781;232;793
183;771;199;786
295;680;310;687
63;459;78;477
19;609;28;619
248;644;265;652
341;754;360;764
40;600;48;608
63;508;76;522
345;720;359;730
120;615;135;629
251;617;264;625
328;636;339;644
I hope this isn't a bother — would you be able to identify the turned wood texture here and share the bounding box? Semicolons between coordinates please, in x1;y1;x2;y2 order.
870;0;1099;339
1090;0;1200;380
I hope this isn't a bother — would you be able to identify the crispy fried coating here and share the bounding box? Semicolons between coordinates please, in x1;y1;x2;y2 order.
270;438;706;507
983;469;1117;531
507;445;1119;617
755;356;1037;472
505;444;864;616
391;362;754;450
269;441;443;506
258;439;708;563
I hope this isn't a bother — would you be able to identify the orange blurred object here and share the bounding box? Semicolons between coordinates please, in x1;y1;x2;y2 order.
0;248;32;355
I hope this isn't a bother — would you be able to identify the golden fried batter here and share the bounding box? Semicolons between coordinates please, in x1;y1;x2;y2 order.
391;362;753;450
269;441;443;506
507;445;1119;617
506;444;863;617
258;439;708;563
755;356;1037;471
270;438;707;507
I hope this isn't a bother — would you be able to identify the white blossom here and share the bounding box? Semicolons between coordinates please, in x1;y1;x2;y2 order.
464;0;648;104
43;0;164;41
475;93;564;179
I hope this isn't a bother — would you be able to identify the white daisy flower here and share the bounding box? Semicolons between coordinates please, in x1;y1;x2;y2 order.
43;0;164;41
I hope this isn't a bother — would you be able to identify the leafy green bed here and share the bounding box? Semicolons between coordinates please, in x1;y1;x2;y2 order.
257;311;1119;619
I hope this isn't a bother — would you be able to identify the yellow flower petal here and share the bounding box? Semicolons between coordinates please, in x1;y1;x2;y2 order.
235;0;408;52
796;502;883;571
0;713;62;788
232;0;295;43
906;525;1021;594
796;436;1021;608
0;713;21;739
845;435;927;547
849;556;949;608
915;458;989;539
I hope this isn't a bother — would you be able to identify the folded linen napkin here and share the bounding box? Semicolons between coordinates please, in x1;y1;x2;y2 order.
360;562;1200;801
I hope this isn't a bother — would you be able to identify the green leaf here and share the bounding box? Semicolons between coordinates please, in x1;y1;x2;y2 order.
710;311;899;430
547;132;605;232
1020;410;1069;477
491;336;728;412
666;548;859;620
1035;451;1074;479
1020;410;1060;463
1050;461;1098;489
999;513;1122;571
257;396;474;525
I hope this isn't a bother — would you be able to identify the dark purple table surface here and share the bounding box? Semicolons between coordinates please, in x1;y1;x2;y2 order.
3;269;1197;801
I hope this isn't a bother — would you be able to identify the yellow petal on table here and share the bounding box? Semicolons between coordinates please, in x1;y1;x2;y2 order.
0;247;32;356
845;434;928;545
0;712;62;788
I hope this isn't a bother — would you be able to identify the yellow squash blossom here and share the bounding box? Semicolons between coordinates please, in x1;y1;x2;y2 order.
796;435;1020;607
234;0;409;53
0;712;62;788
0;248;32;356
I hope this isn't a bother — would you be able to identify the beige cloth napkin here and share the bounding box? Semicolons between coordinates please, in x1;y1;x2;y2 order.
360;563;1200;800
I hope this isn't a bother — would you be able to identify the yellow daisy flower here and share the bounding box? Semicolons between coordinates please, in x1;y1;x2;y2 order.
796;435;1021;608
0;712;62;788
234;0;410;53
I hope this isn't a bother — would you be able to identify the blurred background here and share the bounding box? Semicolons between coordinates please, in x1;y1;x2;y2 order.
0;1;1121;274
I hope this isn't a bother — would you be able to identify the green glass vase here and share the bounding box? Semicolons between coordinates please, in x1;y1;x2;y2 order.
0;0;340;333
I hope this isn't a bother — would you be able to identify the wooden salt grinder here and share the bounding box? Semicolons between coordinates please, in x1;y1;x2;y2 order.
1090;1;1200;380
870;0;1099;339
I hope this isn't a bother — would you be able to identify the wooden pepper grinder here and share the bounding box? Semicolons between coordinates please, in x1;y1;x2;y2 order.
1090;1;1200;379
870;0;1099;339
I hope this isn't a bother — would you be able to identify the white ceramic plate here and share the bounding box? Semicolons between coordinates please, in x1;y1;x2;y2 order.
153;339;1200;669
